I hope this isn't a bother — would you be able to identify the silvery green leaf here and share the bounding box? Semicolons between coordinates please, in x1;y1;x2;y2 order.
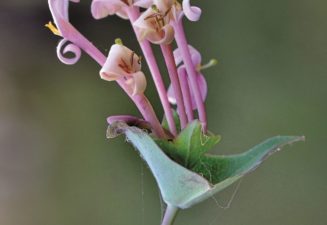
108;122;304;209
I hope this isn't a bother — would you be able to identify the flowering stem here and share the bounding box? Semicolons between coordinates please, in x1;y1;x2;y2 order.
127;7;177;136
160;44;188;129
70;31;165;138
172;20;207;132
161;205;179;225
132;94;166;138
178;68;194;122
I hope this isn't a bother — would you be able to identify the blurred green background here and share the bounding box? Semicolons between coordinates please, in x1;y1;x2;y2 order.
0;0;326;224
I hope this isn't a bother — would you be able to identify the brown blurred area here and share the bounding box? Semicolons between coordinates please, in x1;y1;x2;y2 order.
0;1;326;225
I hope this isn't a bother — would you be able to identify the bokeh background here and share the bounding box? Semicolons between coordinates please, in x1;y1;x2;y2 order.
0;0;326;225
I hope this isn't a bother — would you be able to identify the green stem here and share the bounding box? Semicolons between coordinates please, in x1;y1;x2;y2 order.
161;205;179;225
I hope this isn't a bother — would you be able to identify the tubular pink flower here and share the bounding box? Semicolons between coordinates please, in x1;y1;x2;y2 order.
100;43;147;96
48;0;165;138
133;6;174;44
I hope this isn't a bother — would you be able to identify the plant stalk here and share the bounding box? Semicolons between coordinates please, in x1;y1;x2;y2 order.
160;44;188;129
161;205;179;225
178;67;194;122
172;19;207;132
127;7;177;136
69;29;166;138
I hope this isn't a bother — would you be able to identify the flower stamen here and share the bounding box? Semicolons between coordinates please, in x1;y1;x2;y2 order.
197;59;218;71
45;21;61;36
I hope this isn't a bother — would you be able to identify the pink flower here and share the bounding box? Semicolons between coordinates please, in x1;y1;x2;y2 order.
91;0;152;20
91;0;130;19
135;0;201;22
100;42;147;96
133;5;175;44
167;45;207;110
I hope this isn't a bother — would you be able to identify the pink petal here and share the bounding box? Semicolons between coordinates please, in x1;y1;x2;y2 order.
100;44;142;81
189;73;207;110
133;0;153;8
133;7;174;44
126;71;147;96
49;0;107;65
168;67;207;110
150;24;174;45
173;45;202;66
48;0;77;35
154;0;174;12
182;0;202;22
91;0;128;20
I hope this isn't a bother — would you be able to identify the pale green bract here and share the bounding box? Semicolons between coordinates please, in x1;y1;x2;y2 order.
107;121;304;209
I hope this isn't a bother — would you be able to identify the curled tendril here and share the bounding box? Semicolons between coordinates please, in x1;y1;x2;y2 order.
182;0;202;22
56;39;82;65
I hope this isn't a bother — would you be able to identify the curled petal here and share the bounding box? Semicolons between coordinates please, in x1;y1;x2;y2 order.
56;39;82;65
49;0;106;65
182;0;202;22
91;0;129;20
173;45;202;66
125;71;147;96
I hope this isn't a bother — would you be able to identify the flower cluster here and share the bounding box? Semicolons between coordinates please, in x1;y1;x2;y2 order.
47;2;304;225
47;0;216;138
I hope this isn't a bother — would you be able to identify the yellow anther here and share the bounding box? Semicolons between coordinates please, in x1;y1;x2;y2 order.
45;21;61;36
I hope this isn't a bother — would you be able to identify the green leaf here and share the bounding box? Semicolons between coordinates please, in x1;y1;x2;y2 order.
157;121;221;168
108;122;211;208
192;136;301;184
107;122;304;209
